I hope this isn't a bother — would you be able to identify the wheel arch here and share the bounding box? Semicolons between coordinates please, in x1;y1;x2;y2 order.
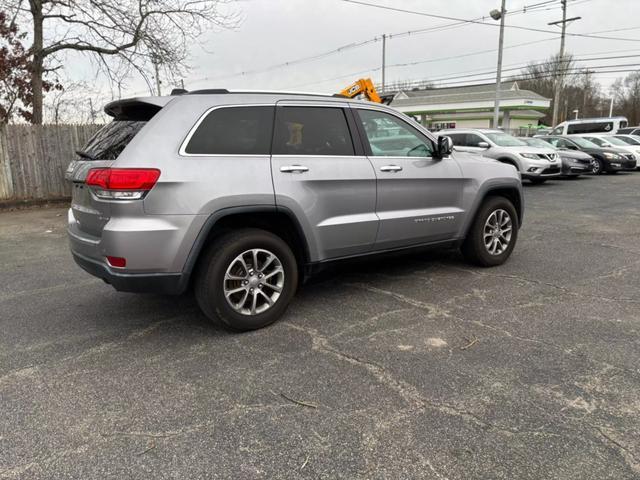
496;157;520;171
462;184;523;239
177;206;310;293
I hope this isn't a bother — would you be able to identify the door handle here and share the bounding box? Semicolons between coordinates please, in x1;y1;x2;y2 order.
380;165;403;172
280;165;309;173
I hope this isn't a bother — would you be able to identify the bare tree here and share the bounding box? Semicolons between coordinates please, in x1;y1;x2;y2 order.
610;72;640;124
4;0;238;124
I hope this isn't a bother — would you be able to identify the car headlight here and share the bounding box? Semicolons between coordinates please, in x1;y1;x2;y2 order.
603;152;621;159
520;153;539;160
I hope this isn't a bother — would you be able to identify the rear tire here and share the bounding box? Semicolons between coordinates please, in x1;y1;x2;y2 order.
195;228;298;331
461;197;518;267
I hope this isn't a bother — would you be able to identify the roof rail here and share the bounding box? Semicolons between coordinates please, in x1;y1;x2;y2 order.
188;89;230;95
185;89;340;98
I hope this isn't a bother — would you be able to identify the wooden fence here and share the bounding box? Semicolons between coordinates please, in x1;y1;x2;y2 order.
0;124;101;202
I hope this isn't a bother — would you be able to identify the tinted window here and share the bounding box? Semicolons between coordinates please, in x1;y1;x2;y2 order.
446;133;466;146
567;122;614;134
78;121;146;160
185;106;274;155
466;133;486;147
357;109;434;157
551;126;564;135
272;107;354;156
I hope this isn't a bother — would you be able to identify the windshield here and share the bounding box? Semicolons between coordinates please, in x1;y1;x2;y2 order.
615;135;640;145
484;132;528;147
78;121;147;160
584;136;613;147
570;136;599;148
523;138;553;149
599;136;630;146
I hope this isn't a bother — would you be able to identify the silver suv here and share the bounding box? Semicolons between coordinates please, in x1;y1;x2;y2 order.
439;129;562;184
66;91;523;331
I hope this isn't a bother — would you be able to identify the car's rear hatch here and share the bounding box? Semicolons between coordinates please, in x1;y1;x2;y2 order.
66;97;169;239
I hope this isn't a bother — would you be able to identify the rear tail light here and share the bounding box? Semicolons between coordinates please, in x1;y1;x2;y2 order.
106;256;126;268
86;168;160;200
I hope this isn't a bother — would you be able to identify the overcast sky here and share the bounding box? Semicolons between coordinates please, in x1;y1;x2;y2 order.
69;0;640;99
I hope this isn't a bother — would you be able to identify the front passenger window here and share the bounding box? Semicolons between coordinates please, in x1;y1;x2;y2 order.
357;109;434;157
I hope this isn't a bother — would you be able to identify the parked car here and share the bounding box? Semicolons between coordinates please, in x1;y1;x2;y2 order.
570;135;639;170
536;135;633;174
66;91;523;331
438;128;561;184
550;116;629;135
519;137;592;177
617;126;640;136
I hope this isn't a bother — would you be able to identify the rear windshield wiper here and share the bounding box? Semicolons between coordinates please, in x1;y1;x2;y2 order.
75;149;96;160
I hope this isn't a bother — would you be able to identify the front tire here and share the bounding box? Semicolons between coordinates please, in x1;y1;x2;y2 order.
195;228;298;331
461;197;518;267
530;177;546;184
590;158;604;175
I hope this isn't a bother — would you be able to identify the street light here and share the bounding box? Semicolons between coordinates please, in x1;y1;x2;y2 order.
573;109;579;119
491;0;507;129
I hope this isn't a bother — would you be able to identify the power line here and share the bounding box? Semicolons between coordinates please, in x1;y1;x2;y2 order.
184;0;584;87
394;64;640;90
340;0;640;42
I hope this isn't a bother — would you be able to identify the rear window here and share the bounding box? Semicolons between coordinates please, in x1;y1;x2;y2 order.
78;121;147;160
272;107;355;156
185;106;274;155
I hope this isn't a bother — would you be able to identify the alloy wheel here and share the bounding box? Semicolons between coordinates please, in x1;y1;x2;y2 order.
223;249;285;315
483;209;513;256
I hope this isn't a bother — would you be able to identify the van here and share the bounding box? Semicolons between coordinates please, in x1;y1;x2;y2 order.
550;117;628;136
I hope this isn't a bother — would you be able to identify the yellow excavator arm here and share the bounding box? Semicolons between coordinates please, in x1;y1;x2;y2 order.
339;78;383;103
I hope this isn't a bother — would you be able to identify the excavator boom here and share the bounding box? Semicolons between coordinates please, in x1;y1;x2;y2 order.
339;78;382;103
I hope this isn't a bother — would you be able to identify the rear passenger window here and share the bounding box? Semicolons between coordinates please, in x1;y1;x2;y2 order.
273;107;354;156
184;106;274;155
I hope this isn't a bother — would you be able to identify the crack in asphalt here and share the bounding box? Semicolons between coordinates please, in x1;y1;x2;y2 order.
595;427;640;474
284;322;568;439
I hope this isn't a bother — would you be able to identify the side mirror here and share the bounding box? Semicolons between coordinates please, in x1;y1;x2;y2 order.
437;136;453;157
477;141;490;149
566;144;578;150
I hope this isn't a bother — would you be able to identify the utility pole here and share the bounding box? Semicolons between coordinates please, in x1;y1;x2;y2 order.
381;34;387;92
609;97;614;117
549;1;581;126
490;0;506;129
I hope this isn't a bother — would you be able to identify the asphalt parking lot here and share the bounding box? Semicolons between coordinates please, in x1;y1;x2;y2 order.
1;172;639;479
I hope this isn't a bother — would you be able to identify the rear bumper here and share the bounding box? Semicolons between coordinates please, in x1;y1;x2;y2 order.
72;252;184;294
